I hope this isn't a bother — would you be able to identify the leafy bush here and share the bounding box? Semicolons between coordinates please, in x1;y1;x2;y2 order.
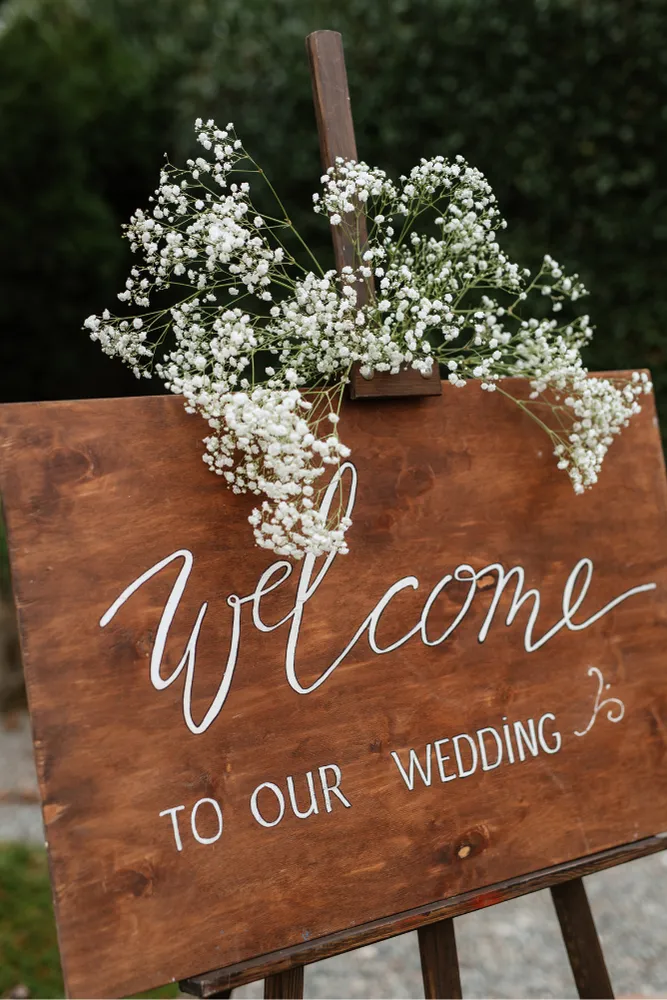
0;0;665;420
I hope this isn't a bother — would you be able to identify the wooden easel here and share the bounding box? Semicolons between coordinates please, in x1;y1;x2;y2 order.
178;29;667;1000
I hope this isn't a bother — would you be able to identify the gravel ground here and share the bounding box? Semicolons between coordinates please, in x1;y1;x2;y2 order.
2;711;666;999
0;711;44;845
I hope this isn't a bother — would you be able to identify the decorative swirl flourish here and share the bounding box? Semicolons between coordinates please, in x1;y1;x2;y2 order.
574;666;625;737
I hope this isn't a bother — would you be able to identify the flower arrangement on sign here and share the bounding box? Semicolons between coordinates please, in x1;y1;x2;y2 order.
85;120;651;560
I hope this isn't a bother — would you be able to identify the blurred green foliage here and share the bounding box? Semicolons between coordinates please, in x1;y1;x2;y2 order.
0;842;179;997
0;0;665;415
0;844;64;998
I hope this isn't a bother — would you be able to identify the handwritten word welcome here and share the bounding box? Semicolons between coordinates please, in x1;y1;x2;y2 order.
100;464;656;734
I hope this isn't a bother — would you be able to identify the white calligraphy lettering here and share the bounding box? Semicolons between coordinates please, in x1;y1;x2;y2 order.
99;465;657;734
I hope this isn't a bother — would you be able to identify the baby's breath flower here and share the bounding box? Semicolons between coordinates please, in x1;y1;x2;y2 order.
85;119;648;558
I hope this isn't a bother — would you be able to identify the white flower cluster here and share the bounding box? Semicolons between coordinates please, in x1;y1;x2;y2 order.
314;159;397;224
84;120;284;376
511;317;651;491
85;120;651;558
204;388;351;557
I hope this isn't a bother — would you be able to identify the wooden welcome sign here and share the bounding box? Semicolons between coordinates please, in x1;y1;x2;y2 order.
1;381;667;997
3;30;667;1000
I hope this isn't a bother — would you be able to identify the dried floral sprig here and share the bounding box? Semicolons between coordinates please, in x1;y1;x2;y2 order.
85;119;651;559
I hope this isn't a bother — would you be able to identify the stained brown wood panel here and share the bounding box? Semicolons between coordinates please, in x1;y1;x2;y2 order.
2;378;667;998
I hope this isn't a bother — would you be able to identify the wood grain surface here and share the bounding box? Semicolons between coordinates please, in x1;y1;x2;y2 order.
1;378;667;998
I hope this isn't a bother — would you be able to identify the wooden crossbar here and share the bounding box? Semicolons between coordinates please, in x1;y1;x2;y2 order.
178;28;659;1000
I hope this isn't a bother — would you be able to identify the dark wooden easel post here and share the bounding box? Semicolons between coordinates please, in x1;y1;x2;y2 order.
551;879;613;999
263;966;305;1000
306;30;441;401
419;917;462;999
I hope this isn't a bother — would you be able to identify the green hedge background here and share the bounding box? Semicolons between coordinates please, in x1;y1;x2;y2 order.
0;0;665;417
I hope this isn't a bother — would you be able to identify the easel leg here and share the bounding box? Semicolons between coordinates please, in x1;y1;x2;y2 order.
551;877;614;999
418;918;462;999
263;965;304;999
